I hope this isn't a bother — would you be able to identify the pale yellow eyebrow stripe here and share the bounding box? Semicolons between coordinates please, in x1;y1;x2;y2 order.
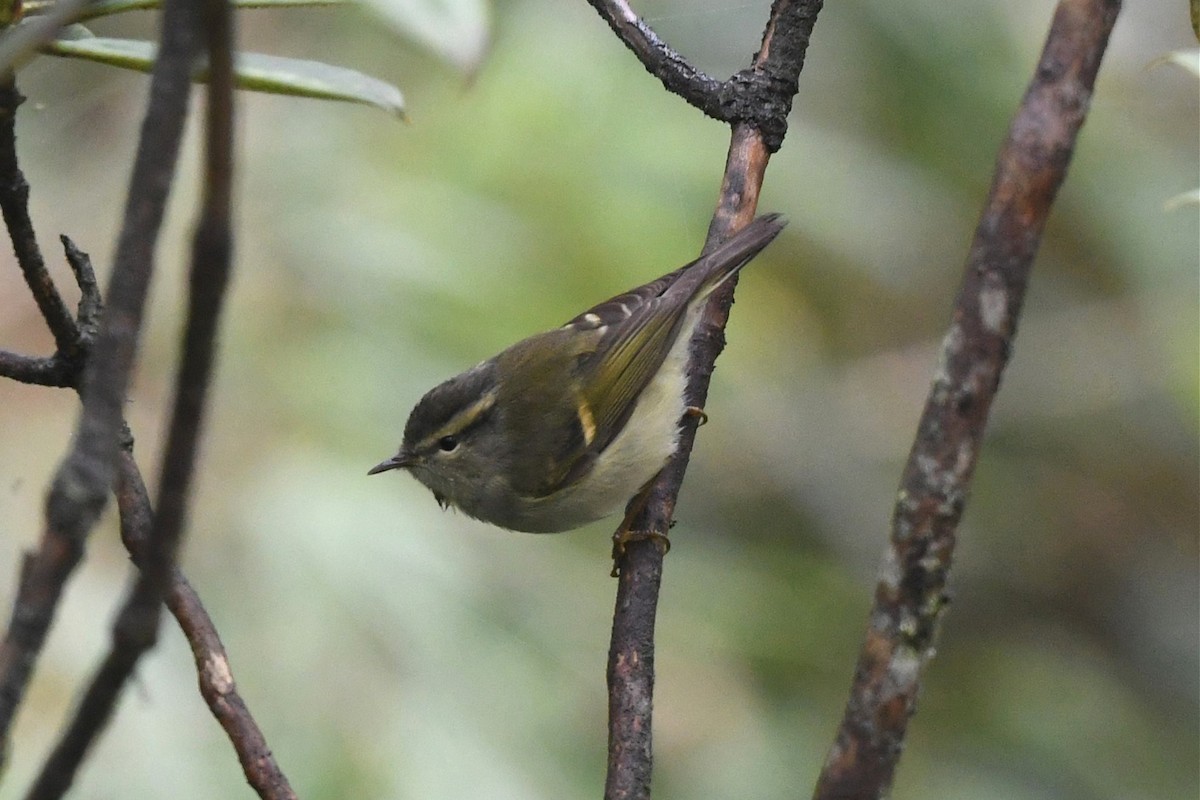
423;390;497;447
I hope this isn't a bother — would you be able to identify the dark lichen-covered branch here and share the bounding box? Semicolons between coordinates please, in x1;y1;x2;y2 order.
586;0;822;151
813;1;1121;797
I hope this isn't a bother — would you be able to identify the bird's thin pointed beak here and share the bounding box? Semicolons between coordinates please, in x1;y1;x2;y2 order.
367;453;412;475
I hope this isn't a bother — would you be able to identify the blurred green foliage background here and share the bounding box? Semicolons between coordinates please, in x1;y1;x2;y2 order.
0;1;1196;798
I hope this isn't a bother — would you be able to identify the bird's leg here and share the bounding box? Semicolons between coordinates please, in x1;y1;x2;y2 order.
611;479;671;577
609;408;708;576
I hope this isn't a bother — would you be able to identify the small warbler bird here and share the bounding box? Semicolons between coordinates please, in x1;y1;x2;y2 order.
369;214;785;533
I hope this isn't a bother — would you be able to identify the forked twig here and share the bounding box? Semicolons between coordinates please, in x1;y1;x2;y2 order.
1;0;292;796
22;0;247;794
0;0;201;772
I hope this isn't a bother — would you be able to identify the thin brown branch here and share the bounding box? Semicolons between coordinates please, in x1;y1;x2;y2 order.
0;0;203;777
2;268;292;797
603;4;823;798
168;577;297;800
22;603;155;800
23;0;234;793
114;453;297;799
812;1;1122;797
1;1;288;793
0;1;289;792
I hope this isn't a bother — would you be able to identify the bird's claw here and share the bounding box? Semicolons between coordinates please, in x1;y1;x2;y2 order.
610;528;671;577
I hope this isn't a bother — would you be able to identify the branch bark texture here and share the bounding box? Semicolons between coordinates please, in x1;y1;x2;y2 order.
813;1;1121;797
0;0;292;792
23;0;237;794
600;3;824;799
0;131;291;800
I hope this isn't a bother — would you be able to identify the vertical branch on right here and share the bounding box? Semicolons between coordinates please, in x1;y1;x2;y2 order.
813;1;1122;797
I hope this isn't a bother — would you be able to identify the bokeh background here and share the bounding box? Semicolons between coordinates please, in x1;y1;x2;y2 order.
1;1;1196;798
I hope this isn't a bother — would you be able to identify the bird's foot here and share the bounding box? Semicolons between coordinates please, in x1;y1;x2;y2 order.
610;528;671;578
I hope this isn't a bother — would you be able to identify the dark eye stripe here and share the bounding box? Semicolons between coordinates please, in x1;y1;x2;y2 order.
422;389;497;453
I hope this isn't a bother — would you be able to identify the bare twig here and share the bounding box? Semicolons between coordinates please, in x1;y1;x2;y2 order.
0;0;203;772
1;246;292;796
585;0;723;115
812;1;1122;797
0;243;126;466
0;351;72;385
167;577;298;800
114;452;298;799
0;79;78;357
0;235;102;388
23;0;234;794
602;4;823;798
22;603;155;800
60;235;103;341
586;0;820;151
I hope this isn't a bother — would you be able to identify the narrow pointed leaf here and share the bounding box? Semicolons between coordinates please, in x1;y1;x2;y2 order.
42;37;405;117
0;0;91;74
72;0;349;22
361;0;489;72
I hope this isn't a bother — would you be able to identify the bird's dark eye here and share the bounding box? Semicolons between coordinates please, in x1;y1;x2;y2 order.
438;435;459;452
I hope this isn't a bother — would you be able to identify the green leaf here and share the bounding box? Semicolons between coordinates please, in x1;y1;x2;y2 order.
361;0;490;73
0;0;91;73
233;50;406;117
72;0;350;22
42;36;405;117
